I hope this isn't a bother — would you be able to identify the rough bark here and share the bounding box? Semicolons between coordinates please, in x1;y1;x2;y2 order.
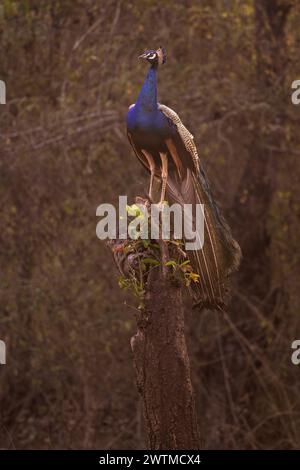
131;264;200;450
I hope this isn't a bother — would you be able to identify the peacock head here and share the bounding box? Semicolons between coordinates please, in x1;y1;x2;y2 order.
138;47;166;67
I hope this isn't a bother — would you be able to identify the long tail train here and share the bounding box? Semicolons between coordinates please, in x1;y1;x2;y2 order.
166;167;241;310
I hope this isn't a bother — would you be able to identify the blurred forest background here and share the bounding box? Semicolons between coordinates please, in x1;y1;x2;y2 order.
0;0;300;450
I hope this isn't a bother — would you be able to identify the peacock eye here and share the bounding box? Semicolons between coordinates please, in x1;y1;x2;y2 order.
147;53;156;60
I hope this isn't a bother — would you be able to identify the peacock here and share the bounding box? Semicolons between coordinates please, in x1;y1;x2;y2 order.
126;47;241;310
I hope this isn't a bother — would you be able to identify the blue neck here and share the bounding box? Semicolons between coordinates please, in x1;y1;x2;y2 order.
136;65;158;113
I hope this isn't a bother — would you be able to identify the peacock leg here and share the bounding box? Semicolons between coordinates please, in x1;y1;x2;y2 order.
159;152;168;204
148;171;154;201
141;149;156;201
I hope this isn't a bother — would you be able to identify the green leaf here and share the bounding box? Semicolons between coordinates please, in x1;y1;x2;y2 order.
180;260;190;267
165;260;177;267
142;258;160;266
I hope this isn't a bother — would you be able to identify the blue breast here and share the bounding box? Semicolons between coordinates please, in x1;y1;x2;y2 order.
127;106;172;151
127;105;166;133
126;65;175;151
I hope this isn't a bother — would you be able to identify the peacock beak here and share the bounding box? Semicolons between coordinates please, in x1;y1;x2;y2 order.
138;53;148;60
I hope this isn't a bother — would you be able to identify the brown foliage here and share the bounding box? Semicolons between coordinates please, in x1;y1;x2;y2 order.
0;0;299;449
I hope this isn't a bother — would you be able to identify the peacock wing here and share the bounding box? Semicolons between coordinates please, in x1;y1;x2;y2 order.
158;103;200;175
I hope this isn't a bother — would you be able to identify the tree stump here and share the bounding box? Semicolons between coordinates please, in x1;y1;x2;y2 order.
108;198;200;450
